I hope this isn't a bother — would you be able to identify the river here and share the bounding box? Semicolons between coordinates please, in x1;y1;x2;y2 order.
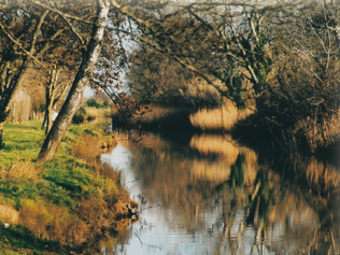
101;131;339;255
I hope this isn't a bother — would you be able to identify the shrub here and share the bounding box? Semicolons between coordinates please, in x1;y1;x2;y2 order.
72;114;84;124
86;99;102;108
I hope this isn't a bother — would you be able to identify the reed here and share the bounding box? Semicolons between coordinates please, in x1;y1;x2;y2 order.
189;100;254;131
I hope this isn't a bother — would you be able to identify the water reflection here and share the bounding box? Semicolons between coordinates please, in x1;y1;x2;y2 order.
101;132;339;255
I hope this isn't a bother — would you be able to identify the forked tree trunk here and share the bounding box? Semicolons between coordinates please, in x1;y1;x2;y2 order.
42;67;59;134
37;0;109;161
44;92;54;135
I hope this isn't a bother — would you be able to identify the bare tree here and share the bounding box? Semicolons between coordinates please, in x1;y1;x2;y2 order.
0;2;51;147
37;0;110;161
113;0;339;151
0;0;80;147
41;65;71;134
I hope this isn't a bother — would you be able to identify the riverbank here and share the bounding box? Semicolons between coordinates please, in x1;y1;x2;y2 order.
0;120;133;254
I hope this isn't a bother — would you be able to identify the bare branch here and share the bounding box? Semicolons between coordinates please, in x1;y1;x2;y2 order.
59;13;85;46
30;10;49;55
0;22;44;67
31;0;95;24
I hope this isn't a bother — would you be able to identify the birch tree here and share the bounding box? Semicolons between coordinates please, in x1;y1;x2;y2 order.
37;0;110;161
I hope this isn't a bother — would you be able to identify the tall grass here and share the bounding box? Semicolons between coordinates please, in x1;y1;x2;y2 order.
306;158;340;193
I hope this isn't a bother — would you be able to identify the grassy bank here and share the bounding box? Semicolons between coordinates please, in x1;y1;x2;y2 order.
0;119;132;254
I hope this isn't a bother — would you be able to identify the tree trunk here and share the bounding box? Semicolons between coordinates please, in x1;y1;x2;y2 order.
42;67;58;134
0;122;4;149
1;8;48;141
0;63;27;133
45;92;54;135
37;0;109;161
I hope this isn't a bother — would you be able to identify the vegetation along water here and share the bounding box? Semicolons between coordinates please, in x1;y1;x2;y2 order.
0;0;339;254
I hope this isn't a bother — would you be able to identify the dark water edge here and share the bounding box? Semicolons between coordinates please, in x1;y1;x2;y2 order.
112;110;340;228
112;111;340;168
231;114;340;169
111;111;340;213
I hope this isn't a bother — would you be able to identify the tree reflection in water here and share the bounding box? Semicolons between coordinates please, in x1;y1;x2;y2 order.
102;132;339;255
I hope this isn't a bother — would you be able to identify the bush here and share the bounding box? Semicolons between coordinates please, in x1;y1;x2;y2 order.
86;99;102;108
72;107;86;124
72;114;84;124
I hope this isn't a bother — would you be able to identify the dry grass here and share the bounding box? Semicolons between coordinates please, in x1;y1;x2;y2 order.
306;158;340;193
0;161;41;180
295;109;340;152
85;106;112;123
71;133;116;165
19;199;88;246
327;110;340;139
189;99;254;131
0;121;133;252
18;183;130;247
100;162;120;181
0;203;19;225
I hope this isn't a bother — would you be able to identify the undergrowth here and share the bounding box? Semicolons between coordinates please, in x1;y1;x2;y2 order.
0;120;131;254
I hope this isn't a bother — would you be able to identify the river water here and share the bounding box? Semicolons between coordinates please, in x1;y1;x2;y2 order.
101;131;339;255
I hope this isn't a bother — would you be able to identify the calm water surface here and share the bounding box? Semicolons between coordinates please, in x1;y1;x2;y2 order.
101;131;339;255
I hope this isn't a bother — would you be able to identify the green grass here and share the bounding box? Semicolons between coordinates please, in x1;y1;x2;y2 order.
0;120;130;254
1;121;43;168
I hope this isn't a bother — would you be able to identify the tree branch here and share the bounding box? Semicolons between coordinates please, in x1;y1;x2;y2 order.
31;0;95;24
59;12;86;46
30;10;49;55
0;22;44;67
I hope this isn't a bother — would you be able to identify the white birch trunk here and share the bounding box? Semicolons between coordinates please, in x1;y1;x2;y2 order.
37;0;109;161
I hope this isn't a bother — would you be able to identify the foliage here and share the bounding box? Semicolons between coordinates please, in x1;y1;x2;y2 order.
0;0;339;158
71;114;85;125
86;98;109;109
254;1;340;152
